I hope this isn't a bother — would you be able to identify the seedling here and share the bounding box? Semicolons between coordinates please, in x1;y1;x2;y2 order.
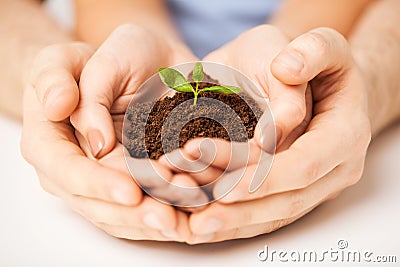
158;62;243;106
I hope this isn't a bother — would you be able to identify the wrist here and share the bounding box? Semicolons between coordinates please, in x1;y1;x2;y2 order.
354;51;400;136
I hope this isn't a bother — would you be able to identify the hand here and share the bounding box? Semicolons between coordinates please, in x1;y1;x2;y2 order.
70;24;196;158
182;27;371;243
159;25;312;187
21;25;200;241
204;25;312;151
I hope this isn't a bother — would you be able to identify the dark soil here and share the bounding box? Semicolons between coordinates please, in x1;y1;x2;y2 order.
124;78;262;160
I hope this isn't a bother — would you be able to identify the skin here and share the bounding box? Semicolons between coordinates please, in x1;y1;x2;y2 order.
184;27;371;241
6;0;397;243
269;0;376;39
74;0;184;47
22;26;200;241
182;0;400;242
0;0;69;119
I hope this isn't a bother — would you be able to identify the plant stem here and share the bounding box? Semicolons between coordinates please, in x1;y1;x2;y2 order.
193;82;199;106
193;92;198;106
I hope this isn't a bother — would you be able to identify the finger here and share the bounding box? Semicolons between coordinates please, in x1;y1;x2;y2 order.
188;207;312;244
150;173;210;208
271;27;351;85
68;195;180;239
124;156;211;207
190;162;356;235
276;84;313;151
182;138;262;171
21;88;142;206
30;42;94;121
214;112;365;203
159;148;224;185
35;170;64;197
205;26;309;150
95;222;171;241
94;210;190;242
70;25;172;158
253;80;307;152
125;157;174;188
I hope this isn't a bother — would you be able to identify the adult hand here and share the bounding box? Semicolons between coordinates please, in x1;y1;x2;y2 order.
183;27;371;243
21;24;200;241
204;25;311;151
70;24;197;158
160;25;312;187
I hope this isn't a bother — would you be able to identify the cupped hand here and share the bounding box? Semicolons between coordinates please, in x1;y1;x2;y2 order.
21;25;200;241
183;27;371;243
70;24;197;158
160;25;312;188
203;25;311;150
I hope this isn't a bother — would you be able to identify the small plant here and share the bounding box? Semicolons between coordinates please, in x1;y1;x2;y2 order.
158;62;243;106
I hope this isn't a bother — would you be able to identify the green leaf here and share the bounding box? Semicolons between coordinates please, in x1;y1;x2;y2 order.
199;85;243;94
192;62;204;83
158;67;194;93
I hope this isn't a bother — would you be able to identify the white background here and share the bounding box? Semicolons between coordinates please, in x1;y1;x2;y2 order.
1;114;399;267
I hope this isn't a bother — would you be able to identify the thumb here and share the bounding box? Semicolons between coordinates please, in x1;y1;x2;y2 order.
69;51;118;159
253;80;308;152
30;43;94;121
203;25;309;152
70;24;172;158
271;27;351;85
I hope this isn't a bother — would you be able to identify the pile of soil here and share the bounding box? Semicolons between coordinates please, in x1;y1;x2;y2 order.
124;80;262;160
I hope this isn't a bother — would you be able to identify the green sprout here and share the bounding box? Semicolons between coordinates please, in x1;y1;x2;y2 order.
158;62;243;106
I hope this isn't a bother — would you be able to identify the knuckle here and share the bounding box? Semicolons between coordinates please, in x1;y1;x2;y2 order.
288;97;307;125
60;156;93;195
346;160;365;187
346;116;371;158
111;24;149;41
293;152;320;188
326;191;342;201
315;27;346;41
114;23;142;33
357;120;372;149
251;25;281;35
20;133;36;165
286;192;305;218
228;227;241;240
307;27;350;57
266;218;293;233
37;176;55;195
32;44;68;71
305;31;330;58
19;137;31;162
95;222;118;237
242;25;289;44
302;160;320;187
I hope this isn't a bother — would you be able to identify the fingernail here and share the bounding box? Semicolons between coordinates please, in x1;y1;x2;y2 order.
276;51;304;73
202;217;223;233
45;87;64;110
110;188;135;206
220;190;243;203
87;129;105;158
161;229;179;239
192;233;215;244
143;213;164;231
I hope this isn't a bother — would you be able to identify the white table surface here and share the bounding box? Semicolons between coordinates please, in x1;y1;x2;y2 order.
1;114;399;267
